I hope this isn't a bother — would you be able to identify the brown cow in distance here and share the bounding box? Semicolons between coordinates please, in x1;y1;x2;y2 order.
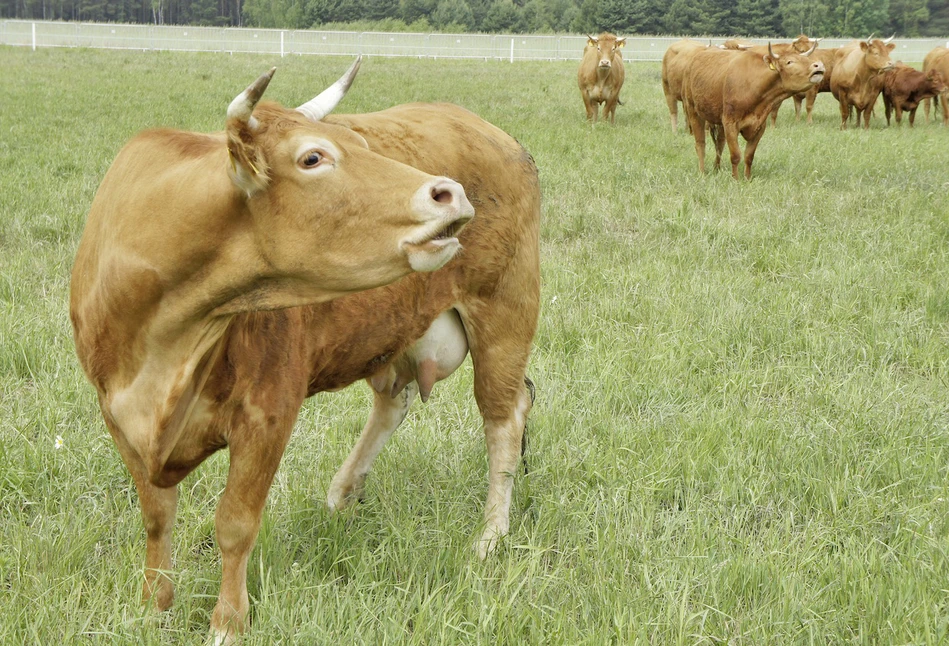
662;39;709;132
923;46;949;125
685;43;824;179
882;62;948;126
830;36;896;129
578;32;626;123
70;60;540;645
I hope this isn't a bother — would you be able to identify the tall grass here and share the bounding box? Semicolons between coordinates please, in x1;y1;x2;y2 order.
2;46;949;644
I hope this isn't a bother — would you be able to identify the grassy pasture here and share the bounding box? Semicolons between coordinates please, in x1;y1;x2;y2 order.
2;45;949;644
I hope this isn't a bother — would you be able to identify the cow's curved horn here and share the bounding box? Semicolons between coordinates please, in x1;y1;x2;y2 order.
587;34;598;43
227;67;276;126
866;33;875;43
883;34;895;44
805;41;819;56
768;42;776;59
297;56;362;122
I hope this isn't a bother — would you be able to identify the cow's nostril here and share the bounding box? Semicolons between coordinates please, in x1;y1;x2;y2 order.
431;188;453;205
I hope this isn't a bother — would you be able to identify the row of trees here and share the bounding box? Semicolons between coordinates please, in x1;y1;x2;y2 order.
3;0;948;38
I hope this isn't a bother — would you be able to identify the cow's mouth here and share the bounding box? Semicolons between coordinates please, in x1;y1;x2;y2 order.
810;71;825;83
432;218;467;241
402;214;471;272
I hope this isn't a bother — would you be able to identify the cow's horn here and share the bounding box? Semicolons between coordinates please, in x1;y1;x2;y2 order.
768;41;776;59
866;33;875;42
587;34;598;43
297;56;362;122
227;67;276;126
883;34;895;44
805;41;819;56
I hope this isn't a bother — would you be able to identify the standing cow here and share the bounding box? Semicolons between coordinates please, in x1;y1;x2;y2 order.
578;32;626;123
71;60;540;645
685;43;824;179
662;39;708;132
923;46;949;125
882;62;948;126
830;36;896;129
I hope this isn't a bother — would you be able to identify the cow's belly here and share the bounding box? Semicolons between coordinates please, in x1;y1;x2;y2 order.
588;83;610;102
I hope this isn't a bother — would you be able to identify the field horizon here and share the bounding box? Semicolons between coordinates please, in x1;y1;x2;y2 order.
2;46;949;644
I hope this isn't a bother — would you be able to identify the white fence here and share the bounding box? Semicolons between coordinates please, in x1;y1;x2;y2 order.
2;20;947;62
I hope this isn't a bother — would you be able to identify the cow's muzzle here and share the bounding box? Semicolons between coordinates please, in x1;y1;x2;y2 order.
402;178;474;272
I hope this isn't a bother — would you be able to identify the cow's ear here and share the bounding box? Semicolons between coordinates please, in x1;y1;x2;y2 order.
225;69;275;196
226;120;270;196
587;35;598;46
886;43;896;51
616;38;627;48
859;41;869;52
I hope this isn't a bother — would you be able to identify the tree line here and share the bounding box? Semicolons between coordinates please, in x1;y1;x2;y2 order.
2;0;947;38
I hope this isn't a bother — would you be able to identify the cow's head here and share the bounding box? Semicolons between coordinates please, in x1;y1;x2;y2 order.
765;41;825;92
587;33;626;69
926;69;949;95
860;36;896;73
792;34;819;53
221;62;474;310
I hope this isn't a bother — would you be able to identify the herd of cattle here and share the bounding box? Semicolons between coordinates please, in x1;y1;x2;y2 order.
578;33;949;179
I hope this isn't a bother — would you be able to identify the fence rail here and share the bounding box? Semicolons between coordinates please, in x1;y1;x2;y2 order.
2;20;948;62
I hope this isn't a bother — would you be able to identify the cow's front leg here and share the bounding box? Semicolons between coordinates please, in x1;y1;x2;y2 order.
327;382;418;511
210;413;295;646
105;418;179;611
140;481;178;611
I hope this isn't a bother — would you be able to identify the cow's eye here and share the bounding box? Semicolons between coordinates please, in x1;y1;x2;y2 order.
300;150;323;168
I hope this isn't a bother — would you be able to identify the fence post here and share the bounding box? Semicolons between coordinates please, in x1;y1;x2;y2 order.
510;38;514;63
280;31;284;57
32;22;36;51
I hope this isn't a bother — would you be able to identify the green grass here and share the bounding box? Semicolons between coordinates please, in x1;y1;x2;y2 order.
2;46;949;644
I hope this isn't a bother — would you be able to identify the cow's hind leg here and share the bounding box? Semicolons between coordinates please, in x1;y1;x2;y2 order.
327;382;418;511
458;299;537;559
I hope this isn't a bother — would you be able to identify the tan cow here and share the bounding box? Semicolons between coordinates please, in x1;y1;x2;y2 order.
830;36;896;129
578;32;627;123
71;60;540;644
923;46;949;125
685;43;824;179
662;39;709;132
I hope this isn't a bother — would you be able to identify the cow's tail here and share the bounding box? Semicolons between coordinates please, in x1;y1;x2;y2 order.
521;376;535;475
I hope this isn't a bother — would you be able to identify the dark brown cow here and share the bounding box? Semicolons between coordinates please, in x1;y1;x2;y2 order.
882;62;948;126
662;39;709;132
578;32;627;123
830;36;896;129
923;46;949;125
70;61;540;644
685;43;824;179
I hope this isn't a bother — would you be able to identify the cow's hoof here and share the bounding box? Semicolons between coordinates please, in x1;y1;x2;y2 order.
475;526;506;560
326;474;366;512
207;628;238;646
